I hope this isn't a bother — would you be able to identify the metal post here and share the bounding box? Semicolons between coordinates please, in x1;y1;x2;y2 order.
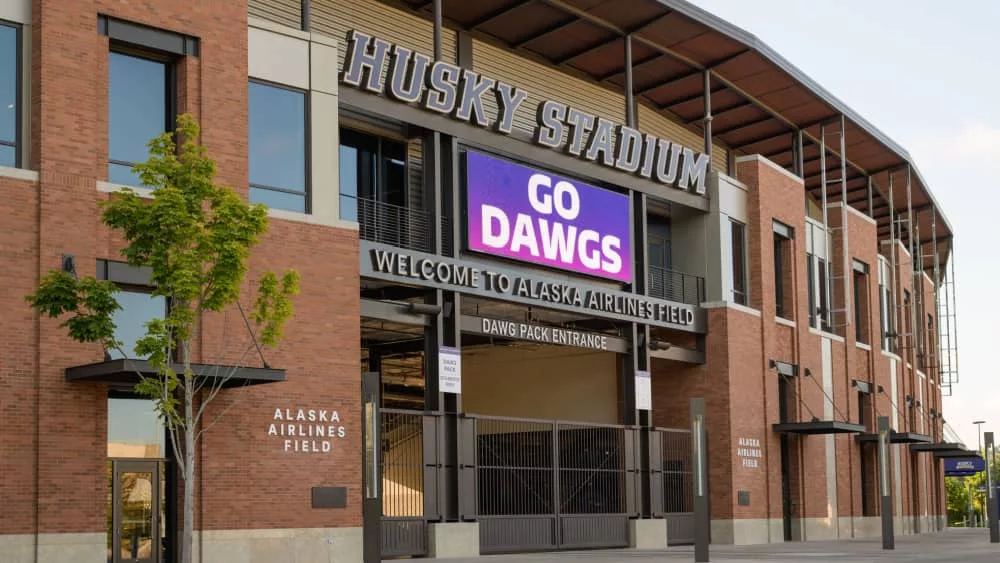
432;0;442;61
795;130;805;179
691;398;709;562
867;176;874;219
888;170;898;354
878;415;895;549
300;0;310;31
625;35;636;128
839;115;850;330
703;70;713;162
988;432;999;542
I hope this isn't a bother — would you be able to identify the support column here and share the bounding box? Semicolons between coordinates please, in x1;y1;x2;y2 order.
878;415;895;550
624;34;635;128
702;70;713;162
623;191;666;549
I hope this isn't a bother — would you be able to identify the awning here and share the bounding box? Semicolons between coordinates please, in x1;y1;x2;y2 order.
772;420;866;435
855;431;933;445
909;442;980;458
66;359;285;388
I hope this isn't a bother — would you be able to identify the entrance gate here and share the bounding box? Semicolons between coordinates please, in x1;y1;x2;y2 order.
376;411;696;557
109;460;162;563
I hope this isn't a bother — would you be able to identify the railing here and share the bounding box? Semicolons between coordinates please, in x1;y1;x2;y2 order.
344;196;451;255
656;428;694;545
648;265;705;306
473;415;632;553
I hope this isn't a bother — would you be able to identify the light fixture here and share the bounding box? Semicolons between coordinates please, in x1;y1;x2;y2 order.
648;339;672;351
408;302;442;315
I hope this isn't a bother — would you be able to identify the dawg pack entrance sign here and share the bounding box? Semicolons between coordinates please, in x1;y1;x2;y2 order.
341;30;711;196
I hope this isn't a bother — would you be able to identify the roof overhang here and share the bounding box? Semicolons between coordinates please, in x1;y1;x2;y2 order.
856;431;933;445
773;421;866;435
909;441;978;458
386;0;954;273
66;359;286;389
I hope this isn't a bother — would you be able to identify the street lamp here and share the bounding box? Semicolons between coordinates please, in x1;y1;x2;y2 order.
975;420;986;453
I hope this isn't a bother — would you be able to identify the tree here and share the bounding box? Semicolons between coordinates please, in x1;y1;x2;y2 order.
946;476;971;526
26;114;300;563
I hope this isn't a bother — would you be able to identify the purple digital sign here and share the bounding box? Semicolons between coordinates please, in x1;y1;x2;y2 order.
466;151;632;283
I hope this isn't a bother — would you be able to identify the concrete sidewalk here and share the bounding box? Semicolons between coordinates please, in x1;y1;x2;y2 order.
410;528;999;563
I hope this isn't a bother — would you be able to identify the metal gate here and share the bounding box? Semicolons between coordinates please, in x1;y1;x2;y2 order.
656;428;695;545
472;415;633;553
380;409;432;558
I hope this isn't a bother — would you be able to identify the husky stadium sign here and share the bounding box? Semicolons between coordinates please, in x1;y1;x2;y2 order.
340;30;712;196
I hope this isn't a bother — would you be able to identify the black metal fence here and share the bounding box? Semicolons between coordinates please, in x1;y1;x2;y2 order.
380;409;429;557
656;428;695;545
349;196;452;255
474;416;632;553
649;265;705;306
377;411;695;556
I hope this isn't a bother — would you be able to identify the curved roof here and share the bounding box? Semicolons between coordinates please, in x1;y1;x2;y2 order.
389;0;953;273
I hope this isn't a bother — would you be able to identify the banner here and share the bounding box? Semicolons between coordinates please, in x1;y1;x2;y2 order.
465;151;632;282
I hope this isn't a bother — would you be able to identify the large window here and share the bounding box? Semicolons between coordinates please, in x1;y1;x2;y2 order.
108;51;171;186
853;260;870;344
0;22;19;167
730;219;748;306
107;394;166;458
249;80;308;213
878;258;896;354
339;128;407;221
108;289;167;360
773;221;793;319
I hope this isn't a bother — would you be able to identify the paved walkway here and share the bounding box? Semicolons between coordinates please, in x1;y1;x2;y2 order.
417;529;1000;563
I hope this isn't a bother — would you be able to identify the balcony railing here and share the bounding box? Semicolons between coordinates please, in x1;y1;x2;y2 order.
346;196;451;255
648;265;704;306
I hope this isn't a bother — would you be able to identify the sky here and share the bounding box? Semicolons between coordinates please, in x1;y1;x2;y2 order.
686;0;1000;450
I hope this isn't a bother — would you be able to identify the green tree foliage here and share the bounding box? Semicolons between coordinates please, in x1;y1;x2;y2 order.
944;451;1000;527
26;113;299;563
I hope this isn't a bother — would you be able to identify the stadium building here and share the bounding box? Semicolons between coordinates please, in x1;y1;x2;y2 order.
0;0;966;562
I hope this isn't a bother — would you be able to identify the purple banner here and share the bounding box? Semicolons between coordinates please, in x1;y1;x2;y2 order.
466;151;632;282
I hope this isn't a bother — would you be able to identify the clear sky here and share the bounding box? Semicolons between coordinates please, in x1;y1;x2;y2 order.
686;0;1000;450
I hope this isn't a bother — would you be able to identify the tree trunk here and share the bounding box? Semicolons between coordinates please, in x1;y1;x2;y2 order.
182;343;196;563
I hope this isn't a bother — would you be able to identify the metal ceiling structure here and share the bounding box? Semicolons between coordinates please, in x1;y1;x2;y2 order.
386;0;955;276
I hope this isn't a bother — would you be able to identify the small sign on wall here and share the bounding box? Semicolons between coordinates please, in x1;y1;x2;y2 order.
635;370;651;411
439;346;462;394
736;436;762;469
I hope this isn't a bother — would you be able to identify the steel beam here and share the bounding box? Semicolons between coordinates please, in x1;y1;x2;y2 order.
511;16;578;48
468;0;534;30
625;35;636;128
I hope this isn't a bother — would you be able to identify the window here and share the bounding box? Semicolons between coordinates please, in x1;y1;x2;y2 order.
108;289;167;360
903;289;912;353
107;394;166;458
249;81;308;212
878;258;896;353
730;219;748;306
773;222;793;319
853;260;870;344
339;128;407;221
0;22;19;167
816;257;830;331
108;51;171;186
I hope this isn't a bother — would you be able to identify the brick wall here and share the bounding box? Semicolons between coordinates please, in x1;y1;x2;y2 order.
1;0;363;539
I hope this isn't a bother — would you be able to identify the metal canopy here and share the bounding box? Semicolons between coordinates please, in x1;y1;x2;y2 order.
66;359;285;388
908;441;979;458
388;0;954;272
772;421;866;435
855;431;933;444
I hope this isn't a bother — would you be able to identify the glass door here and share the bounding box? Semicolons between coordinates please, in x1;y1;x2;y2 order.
111;460;161;563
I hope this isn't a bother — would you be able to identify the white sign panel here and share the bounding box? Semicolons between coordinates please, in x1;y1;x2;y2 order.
736;436;762;469
635;370;651;411
439;346;462;394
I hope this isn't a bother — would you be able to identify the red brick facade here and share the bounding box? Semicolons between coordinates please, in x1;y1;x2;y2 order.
1;0;361;542
652;156;946;537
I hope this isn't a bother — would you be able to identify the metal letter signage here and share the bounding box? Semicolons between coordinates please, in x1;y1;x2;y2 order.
466;151;632;282
361;241;705;333
340;29;711;196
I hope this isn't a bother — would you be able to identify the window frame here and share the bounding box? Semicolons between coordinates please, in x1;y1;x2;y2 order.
248;78;311;214
853;260;870;344
0;20;22;168
338;127;410;221
107;45;177;186
729;219;748;306
773;221;794;320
